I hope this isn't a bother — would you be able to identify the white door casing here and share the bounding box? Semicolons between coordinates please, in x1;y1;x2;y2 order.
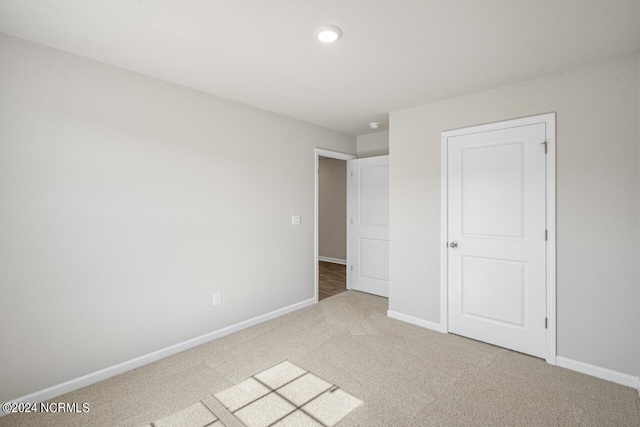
441;114;556;362
348;156;390;297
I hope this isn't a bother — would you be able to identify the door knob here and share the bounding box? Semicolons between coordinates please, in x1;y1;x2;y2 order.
449;241;458;249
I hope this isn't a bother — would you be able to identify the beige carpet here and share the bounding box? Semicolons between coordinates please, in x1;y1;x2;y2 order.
2;291;639;426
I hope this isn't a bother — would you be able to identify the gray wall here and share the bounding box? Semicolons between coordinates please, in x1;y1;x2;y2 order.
357;131;389;158
318;157;347;261
389;55;640;377
0;34;355;402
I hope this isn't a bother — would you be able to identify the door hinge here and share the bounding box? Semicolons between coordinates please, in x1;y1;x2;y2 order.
350;171;353;178
541;141;548;154
545;317;548;329
350;218;353;224
350;265;353;271
545;230;548;241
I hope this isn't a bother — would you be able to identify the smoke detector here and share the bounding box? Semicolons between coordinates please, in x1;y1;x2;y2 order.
369;122;380;130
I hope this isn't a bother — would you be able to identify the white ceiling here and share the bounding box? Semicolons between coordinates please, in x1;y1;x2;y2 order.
1;1;640;135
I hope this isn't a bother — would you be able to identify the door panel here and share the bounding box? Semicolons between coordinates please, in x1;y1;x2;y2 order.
448;123;546;358
463;141;524;238
348;156;389;297
360;165;389;225
462;256;525;326
360;238;389;281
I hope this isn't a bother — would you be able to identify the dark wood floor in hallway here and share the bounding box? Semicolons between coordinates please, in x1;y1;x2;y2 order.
319;261;346;300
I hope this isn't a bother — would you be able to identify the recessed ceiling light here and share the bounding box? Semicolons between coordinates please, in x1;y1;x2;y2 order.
369;122;380;130
315;25;342;43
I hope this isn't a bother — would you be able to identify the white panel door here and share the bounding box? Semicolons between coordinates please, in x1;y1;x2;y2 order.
348;156;389;297
447;123;547;358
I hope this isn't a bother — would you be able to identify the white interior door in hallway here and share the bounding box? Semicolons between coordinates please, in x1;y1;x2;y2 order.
443;115;555;359
348;156;389;298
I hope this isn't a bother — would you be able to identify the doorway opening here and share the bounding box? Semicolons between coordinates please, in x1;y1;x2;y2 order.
314;149;355;302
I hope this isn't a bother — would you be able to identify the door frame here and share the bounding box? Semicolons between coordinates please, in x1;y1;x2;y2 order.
314;148;356;303
440;113;556;365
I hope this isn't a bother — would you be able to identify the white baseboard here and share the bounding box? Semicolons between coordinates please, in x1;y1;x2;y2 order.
2;297;316;411
556;356;640;389
387;310;446;333
318;256;347;265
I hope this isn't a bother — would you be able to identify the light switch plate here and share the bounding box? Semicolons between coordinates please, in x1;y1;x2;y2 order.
291;214;301;225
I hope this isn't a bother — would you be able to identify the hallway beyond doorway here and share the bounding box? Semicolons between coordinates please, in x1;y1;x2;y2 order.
319;261;346;301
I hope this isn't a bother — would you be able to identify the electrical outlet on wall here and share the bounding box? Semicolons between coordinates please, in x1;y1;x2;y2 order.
213;292;221;306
